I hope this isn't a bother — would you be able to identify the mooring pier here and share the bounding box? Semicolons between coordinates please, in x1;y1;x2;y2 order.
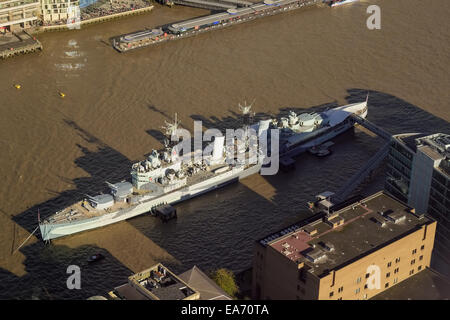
0;31;42;60
170;0;253;10
113;0;322;52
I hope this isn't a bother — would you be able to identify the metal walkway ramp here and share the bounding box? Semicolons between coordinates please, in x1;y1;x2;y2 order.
327;113;394;204
351;114;392;140
331;141;391;203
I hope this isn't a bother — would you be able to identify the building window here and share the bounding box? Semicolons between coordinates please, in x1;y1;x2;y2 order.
411;259;416;265
395;257;401;263
385;282;389;288
409;269;414;275
356;277;362;284
393;278;398;284
386;272;391;278
419;255;423;261
365;273;370;279
394;268;399;274
387;262;392;268
329;291;334;298
298;269;307;283
338;286;344;293
421;245;425;250
418;265;422;271
355;288;360;294
412;249;417;255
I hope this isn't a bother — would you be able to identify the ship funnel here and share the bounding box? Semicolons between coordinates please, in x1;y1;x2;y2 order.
258;119;271;138
212;136;225;161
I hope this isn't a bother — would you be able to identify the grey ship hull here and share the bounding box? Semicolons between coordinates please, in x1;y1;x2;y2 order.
39;164;261;241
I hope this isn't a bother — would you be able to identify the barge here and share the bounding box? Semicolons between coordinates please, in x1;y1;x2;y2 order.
112;0;321;52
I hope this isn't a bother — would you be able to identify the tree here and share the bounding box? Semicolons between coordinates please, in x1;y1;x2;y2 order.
210;268;239;298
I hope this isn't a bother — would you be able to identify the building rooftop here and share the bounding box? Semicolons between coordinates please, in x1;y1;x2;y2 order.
395;133;428;152
261;191;435;278
125;264;199;300
372;267;450;300
111;264;230;300
178;266;232;300
395;132;450;176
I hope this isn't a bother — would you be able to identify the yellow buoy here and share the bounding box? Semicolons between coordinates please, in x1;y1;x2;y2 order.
59;92;66;98
14;84;21;89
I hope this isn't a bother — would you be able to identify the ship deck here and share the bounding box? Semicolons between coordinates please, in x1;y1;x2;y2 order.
43;162;252;225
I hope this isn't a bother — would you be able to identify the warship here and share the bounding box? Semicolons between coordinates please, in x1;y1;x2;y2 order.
39;104;265;241
39;97;368;241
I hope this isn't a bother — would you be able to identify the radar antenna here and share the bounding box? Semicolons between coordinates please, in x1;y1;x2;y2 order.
238;99;255;126
238;99;255;116
162;113;181;138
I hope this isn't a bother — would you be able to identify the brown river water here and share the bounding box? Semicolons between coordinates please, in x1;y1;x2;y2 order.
0;0;449;299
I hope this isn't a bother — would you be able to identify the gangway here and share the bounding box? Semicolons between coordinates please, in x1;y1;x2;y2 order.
331;141;391;203
322;112;393;205
350;114;392;140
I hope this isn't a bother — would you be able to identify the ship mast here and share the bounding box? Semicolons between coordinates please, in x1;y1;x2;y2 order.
238;99;255;130
162;113;181;148
238;100;256;151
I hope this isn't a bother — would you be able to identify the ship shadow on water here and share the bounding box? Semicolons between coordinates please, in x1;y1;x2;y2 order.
346;88;450;135
12;119;134;235
0;243;133;300
5;89;450;298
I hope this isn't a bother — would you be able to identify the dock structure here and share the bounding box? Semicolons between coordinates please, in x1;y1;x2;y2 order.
218;0;253;7
330;114;393;204
0;31;42;60
173;0;253;10
113;0;322;53
172;0;238;10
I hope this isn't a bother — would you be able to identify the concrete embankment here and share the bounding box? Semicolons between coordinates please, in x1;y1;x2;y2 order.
37;5;155;33
0;5;154;59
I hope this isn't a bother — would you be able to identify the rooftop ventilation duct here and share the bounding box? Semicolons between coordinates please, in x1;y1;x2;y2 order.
304;249;326;264
386;211;406;224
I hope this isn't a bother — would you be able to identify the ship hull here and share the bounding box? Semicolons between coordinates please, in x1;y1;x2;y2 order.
39;164;261;241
